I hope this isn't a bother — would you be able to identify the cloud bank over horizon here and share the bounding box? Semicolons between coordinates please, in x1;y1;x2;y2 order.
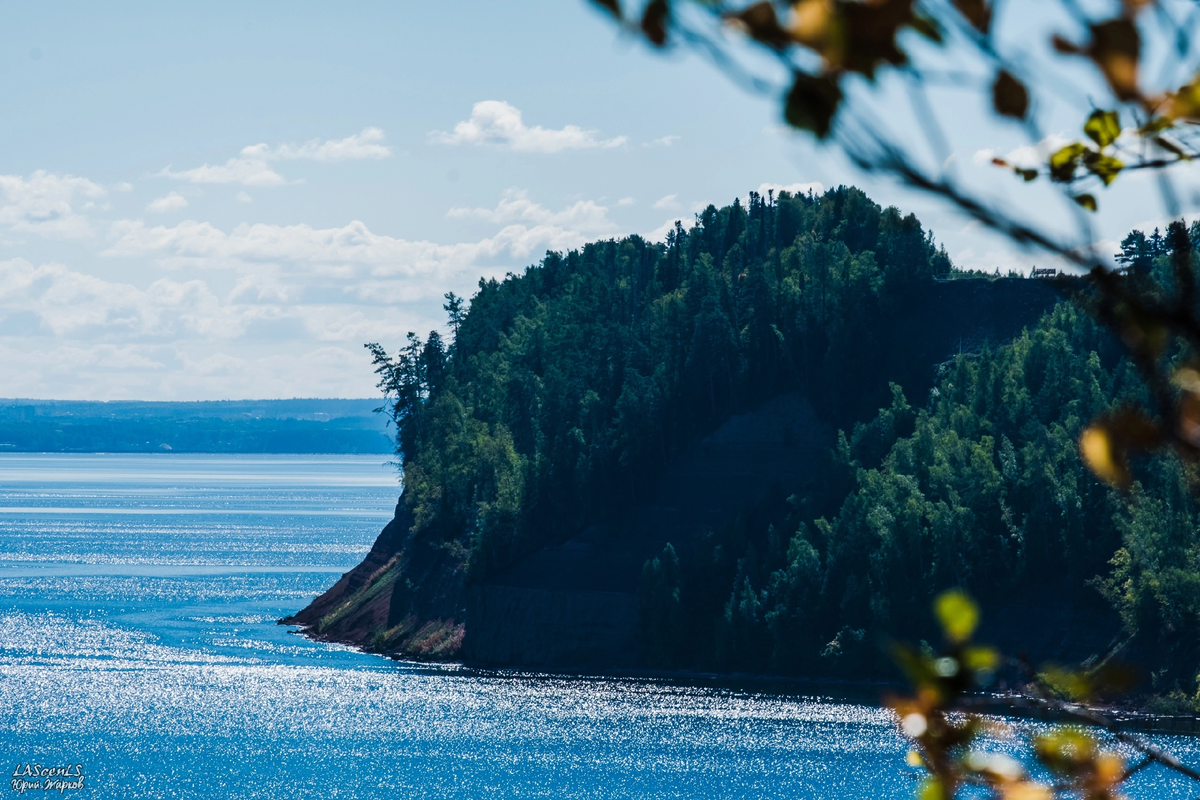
0;156;678;399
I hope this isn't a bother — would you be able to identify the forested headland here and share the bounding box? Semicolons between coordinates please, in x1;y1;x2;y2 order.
292;186;1200;707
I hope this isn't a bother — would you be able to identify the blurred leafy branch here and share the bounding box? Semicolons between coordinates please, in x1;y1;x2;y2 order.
588;0;1200;491
892;590;1200;798
590;0;1200;205
586;0;1200;793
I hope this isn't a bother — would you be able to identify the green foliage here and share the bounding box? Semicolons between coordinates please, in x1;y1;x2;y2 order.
889;592;1163;800
400;391;526;577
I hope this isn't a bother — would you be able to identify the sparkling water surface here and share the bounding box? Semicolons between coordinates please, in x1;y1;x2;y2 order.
2;454;1198;798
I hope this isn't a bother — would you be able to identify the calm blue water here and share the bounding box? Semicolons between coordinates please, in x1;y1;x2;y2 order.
1;454;1198;799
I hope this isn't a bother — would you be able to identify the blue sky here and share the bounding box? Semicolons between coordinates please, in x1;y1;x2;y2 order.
1;1;1196;400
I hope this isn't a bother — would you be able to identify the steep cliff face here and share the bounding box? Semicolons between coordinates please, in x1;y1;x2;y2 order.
288;278;1069;668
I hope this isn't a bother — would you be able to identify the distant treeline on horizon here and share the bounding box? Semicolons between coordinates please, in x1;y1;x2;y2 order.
0;398;394;454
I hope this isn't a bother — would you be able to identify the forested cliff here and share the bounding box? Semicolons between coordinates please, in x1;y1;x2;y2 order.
288;186;1200;701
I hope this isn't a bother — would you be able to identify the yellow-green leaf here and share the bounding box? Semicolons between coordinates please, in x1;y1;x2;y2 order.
1049;143;1088;182
1073;193;1098;211
1041;664;1091;701
1084;152;1124;185
1140;115;1174;135
1084;109;1121;148
1169;72;1200;121
918;777;946;800
788;0;839;55
962;645;1000;672
1034;727;1097;775
934;590;979;644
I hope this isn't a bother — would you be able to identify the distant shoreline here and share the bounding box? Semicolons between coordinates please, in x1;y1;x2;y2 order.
0;398;394;454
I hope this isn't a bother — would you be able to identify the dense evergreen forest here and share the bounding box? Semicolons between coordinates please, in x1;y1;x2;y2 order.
369;186;1200;700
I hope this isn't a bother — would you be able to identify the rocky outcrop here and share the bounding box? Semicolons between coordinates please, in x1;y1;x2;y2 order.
282;501;467;658
283;500;409;641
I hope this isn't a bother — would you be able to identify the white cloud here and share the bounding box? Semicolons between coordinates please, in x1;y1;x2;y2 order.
0;256;423;358
430;101;629;153
974;133;1071;170
236;191;253;203
951;247;1041;276
0;171;106;238
646;215;695;243
651;135;680;147
0;251;431;396
446;189;617;235
247;127;392;162
617;197;635;206
228;272;291;304
102;191;618;302
113;182;134;193
158;158;287;187
105;217;592;279
653;194;680;211
165;346;382;399
147;192;188;213
159;128;393;186
0;340;386;401
0;257;243;339
755;182;823;198
3;185;632;398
